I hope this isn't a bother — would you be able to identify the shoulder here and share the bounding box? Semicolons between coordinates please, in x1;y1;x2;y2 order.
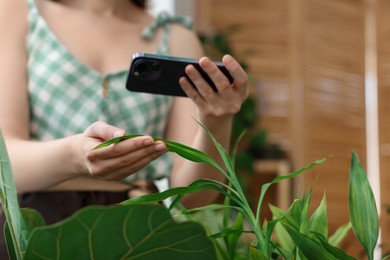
0;0;28;38
169;22;204;58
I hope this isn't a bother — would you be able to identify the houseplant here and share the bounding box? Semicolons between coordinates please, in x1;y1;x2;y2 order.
0;121;380;259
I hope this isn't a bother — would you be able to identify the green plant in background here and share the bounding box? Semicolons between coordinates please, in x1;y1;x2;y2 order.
0;122;380;259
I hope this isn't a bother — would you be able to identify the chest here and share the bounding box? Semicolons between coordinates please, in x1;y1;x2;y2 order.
38;5;162;75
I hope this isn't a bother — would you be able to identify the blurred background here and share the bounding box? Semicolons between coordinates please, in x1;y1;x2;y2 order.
150;0;389;258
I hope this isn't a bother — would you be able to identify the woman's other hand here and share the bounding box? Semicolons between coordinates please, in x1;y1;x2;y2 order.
79;121;167;181
179;54;249;121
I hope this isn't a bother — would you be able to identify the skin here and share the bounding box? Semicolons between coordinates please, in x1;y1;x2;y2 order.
0;0;248;208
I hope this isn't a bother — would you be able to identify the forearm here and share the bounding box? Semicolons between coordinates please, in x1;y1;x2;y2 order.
5;136;83;193
170;116;232;208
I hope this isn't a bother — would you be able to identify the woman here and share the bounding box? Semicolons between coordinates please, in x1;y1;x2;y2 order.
0;0;248;255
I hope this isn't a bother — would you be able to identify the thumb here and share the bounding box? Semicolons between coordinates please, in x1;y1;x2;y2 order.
84;121;125;141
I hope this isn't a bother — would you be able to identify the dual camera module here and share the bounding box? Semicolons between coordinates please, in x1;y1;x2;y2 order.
133;60;162;81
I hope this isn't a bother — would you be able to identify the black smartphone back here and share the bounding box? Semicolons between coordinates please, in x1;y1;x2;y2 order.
126;53;233;97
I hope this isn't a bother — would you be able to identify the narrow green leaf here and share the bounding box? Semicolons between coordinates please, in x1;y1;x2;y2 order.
195;119;242;189
306;194;328;239
349;151;379;260
94;135;228;179
225;212;245;256
313;233;357;260
249;246;268;260
4;208;46;260
270;204;295;252
4;221;17;260
120;182;245;212
329;222;352;247
92;135;142;149
0;130;29;258
182;204;243;215
209;229;252;240
255;157;327;228
282;224;337;260
231;129;247;169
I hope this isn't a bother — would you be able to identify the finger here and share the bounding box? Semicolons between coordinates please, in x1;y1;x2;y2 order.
185;64;216;99
88;135;156;161
93;144;167;180
84;121;125;141
199;57;231;92
179;76;206;107
222;55;248;89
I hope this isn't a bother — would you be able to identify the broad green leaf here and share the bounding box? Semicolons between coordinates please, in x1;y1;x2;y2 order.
0;130;29;258
306;194;328;239
25;204;216;260
349;151;379;260
20;208;46;232
329;222;351;247
282;224;337;260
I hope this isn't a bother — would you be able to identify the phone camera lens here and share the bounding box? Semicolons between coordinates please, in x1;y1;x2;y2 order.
136;61;147;71
150;62;162;72
140;71;152;80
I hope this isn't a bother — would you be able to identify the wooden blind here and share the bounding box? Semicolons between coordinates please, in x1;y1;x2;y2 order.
377;0;390;253
196;0;369;256
302;1;366;254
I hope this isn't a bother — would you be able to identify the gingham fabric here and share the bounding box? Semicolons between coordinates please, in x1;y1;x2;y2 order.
26;0;192;181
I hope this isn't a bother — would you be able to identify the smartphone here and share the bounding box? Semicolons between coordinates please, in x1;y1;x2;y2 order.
126;52;233;97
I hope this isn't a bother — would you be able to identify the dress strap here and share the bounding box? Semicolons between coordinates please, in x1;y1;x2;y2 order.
143;12;193;55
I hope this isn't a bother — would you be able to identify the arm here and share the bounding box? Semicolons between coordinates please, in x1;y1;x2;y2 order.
166;25;249;208
0;0;168;193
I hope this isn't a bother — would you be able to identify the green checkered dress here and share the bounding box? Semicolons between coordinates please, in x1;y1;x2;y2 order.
27;0;192;181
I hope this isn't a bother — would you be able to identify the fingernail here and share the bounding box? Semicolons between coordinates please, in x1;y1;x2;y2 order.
143;139;154;146
113;130;124;138
155;144;166;152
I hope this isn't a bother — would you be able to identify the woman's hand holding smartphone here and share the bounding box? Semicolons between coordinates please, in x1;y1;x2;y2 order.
126;53;234;97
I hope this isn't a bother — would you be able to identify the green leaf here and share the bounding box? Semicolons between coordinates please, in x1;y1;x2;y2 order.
121;181;244;212
0;130;29;259
4;222;17;260
349;151;379;260
4;208;46;260
282;224;337;260
255;157;327;228
94;135;225;174
306;194;328;239
270;205;295;253
313;233;357;260
183;204;243;215
25;204;216;260
225;212;245;256
20;208;46;232
249;246;268;260
329;222;352;247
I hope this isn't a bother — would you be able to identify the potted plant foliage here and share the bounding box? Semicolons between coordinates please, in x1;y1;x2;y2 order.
0;120;380;259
